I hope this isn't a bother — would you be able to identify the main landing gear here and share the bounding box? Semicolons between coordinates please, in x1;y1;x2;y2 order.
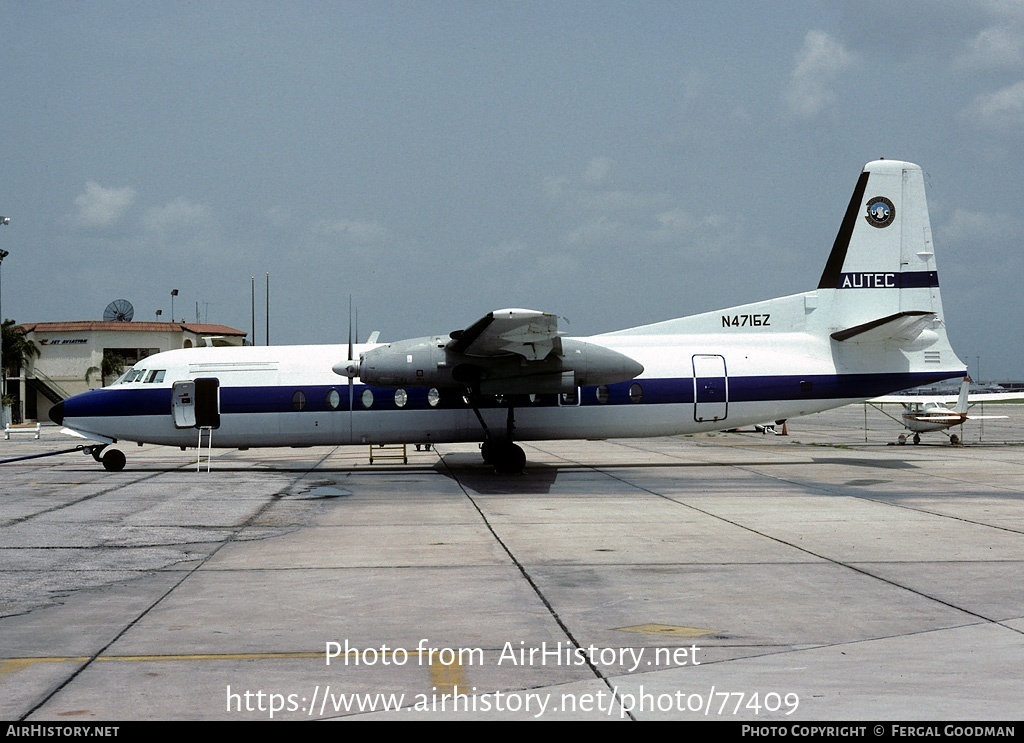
467;392;526;474
88;445;126;472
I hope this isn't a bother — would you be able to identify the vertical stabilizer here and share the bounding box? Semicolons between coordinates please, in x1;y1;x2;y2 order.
954;377;971;415
817;160;963;376
817;161;945;330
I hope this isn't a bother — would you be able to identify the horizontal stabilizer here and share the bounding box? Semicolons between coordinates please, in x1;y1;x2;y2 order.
831;311;935;343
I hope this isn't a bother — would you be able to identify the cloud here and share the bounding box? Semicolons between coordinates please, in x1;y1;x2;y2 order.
544;160;728;253
962;80;1024;128
311;218;387;243
939;207;1020;246
72;182;136;227
782;30;856;120
142;197;212;235
955;25;1024;69
581;156;614;187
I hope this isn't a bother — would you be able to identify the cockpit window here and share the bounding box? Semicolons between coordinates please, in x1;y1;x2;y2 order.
120;369;144;384
144;370;166;383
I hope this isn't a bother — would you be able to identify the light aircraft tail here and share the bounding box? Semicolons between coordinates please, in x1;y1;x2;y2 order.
955;377;971;415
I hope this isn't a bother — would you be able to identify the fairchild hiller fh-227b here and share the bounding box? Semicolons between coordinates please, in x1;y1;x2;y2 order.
51;160;967;472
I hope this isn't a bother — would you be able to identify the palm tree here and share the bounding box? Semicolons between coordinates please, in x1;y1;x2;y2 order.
2;319;39;378
101;351;126;386
2;319;40;410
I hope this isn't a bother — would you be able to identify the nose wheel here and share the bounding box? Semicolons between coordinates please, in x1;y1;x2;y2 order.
88;445;126;472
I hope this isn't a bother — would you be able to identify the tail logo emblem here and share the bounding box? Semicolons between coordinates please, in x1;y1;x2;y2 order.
865;196;895;228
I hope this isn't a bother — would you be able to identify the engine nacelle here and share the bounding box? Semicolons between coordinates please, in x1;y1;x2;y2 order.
346;336;643;392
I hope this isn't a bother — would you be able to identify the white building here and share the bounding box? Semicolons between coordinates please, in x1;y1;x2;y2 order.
11;321;247;423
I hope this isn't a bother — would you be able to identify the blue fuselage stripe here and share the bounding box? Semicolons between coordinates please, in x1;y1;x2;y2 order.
63;370;963;419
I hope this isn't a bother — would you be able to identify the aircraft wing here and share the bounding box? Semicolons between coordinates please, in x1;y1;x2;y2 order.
353;307;642;393
447;308;561;361
871;392;1024;405
965;392;1024;404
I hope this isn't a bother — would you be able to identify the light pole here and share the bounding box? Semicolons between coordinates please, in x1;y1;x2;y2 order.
0;216;10;428
170;289;178;323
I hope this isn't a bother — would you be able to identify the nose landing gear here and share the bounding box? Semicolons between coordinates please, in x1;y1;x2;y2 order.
89;445;126;472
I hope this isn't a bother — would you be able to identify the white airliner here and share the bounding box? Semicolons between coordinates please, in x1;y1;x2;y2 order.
52;160;967;472
871;377;1015;445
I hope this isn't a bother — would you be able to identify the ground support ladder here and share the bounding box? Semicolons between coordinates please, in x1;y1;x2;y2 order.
197;426;214;472
369;443;407;465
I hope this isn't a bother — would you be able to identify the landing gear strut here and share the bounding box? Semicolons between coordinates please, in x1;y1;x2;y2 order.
468;392;526;474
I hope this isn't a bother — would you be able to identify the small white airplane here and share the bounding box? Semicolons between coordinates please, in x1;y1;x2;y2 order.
51;159;968;472
871;377;1016;445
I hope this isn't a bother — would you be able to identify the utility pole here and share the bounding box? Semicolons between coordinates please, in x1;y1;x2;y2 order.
1;216;11;428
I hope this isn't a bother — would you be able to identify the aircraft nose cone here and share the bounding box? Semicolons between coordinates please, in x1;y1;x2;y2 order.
49;401;65;426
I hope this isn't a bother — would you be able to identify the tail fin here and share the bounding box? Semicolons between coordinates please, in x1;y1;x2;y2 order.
602;158;963;376
817;159;964;377
955;377;971;414
817;160;943;334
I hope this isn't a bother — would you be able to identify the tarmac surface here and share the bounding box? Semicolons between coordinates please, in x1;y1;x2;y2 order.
1;404;1022;721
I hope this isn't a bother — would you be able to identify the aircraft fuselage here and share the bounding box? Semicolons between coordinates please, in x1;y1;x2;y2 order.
51;329;961;450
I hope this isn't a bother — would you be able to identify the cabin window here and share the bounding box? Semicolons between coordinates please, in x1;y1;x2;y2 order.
292;390;307;411
326;389;341;410
427;388;440;407
394;389;408;408
596;385;609;403
361;389;374;408
629;382;643;403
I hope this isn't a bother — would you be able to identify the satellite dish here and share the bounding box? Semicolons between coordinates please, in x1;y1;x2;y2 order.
103;299;135;322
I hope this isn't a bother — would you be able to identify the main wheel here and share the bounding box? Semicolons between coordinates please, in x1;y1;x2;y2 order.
480;439;496;465
913;433;921;445
101;449;126;472
493;443;526;474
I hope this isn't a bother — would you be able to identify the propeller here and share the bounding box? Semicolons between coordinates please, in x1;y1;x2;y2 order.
348;300;354;415
331;308;361;381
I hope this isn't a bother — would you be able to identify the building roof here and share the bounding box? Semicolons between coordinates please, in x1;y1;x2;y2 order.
19;321;247;336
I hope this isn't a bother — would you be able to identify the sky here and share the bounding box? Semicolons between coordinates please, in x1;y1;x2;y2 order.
1;1;1022;379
